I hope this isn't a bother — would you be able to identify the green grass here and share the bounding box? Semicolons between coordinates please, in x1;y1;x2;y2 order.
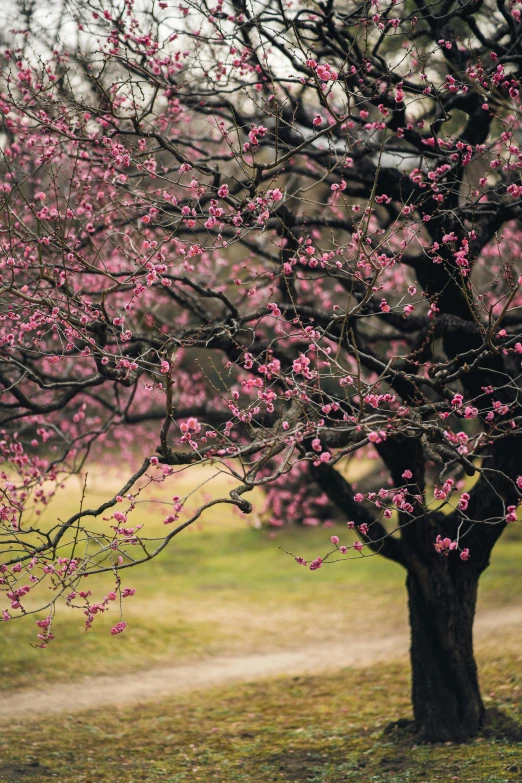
2;466;522;691
0;635;520;783
1;466;521;781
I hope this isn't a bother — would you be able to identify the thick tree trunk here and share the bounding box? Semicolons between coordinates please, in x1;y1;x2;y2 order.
407;568;484;742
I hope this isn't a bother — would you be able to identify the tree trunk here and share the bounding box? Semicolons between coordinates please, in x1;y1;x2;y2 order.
407;567;484;742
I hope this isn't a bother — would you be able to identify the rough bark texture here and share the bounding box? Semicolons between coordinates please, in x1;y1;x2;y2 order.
407;566;483;742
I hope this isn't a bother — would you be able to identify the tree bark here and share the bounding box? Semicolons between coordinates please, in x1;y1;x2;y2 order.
407;566;484;742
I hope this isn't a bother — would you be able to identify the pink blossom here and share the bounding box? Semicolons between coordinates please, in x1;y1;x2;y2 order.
110;621;127;635
506;505;517;522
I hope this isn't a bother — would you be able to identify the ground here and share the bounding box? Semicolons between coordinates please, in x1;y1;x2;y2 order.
1;467;521;782
0;633;520;783
2;466;521;690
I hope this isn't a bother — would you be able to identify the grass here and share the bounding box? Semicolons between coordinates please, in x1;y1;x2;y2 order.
0;632;520;783
2;466;522;691
1;465;521;781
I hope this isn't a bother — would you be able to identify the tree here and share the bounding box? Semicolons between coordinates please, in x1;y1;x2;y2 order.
1;0;522;743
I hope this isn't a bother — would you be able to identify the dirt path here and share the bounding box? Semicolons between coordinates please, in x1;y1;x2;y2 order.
2;605;521;721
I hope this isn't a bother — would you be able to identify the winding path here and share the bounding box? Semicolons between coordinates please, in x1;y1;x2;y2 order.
2;604;521;721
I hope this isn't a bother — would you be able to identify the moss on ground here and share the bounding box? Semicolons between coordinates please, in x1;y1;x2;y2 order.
0;636;520;783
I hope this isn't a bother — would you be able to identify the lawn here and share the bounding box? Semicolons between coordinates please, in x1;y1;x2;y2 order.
0;632;520;783
1;465;521;782
1;464;521;692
